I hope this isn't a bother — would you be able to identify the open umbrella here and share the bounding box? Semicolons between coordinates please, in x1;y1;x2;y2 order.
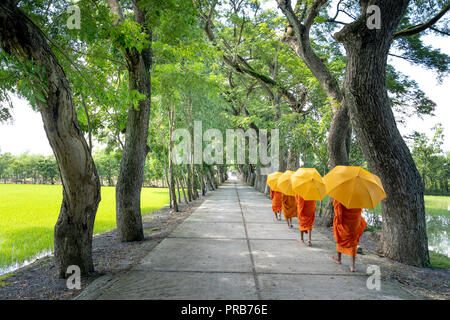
266;171;282;192
323;166;386;209
277;170;296;196
291;168;326;201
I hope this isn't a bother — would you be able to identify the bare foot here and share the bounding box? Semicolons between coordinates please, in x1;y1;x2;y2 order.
349;266;356;272
307;240;312;247
297;239;304;243
331;256;341;264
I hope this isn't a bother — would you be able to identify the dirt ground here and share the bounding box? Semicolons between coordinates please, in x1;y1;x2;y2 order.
0;195;208;300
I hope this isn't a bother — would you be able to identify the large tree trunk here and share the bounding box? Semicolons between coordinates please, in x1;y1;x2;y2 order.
286;149;299;171
191;163;199;199
209;166;218;189
335;0;429;266
164;160;172;206
186;96;196;200
112;1;152;242
0;1;101;277
168;104;178;212
198;164;206;196
253;166;267;193
187;164;193;201
175;175;182;206
179;175;188;205
260;171;268;193
205;166;214;191
217;165;225;183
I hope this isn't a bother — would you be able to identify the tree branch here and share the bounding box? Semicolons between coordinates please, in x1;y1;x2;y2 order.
430;26;450;36
388;52;412;62
329;0;344;22
81;94;93;152
394;3;450;39
304;0;327;30
202;1;305;112
108;0;124;25
277;0;304;37
278;0;343;103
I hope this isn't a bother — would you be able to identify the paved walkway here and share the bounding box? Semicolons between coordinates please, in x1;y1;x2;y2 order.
77;177;417;300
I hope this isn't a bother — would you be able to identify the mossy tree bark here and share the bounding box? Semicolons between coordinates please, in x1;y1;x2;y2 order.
0;1;101;277
109;0;152;242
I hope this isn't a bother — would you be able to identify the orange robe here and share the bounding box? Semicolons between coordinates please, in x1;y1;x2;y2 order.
332;200;367;256
270;190;282;213
281;194;297;220
296;195;316;233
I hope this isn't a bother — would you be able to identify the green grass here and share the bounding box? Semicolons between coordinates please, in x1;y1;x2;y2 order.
319;195;450;227
428;251;450;269
424;196;450;217
319;195;450;217
0;184;169;272
0;273;13;286
365;195;450;218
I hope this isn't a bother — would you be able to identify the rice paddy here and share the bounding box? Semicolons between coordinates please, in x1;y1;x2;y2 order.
0;184;169;273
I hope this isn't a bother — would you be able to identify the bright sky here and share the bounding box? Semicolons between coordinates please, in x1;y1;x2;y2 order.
0;95;54;156
0;3;449;156
391;34;450;151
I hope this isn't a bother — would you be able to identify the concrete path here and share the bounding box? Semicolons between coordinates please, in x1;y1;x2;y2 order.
77;177;418;300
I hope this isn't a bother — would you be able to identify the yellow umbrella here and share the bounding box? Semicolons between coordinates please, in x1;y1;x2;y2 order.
291;168;326;201
323;166;386;209
266;171;282;192
277;170;296;196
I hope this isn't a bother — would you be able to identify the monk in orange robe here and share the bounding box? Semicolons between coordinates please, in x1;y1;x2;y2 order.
296;195;316;246
331;199;367;272
281;194;297;228
270;190;282;220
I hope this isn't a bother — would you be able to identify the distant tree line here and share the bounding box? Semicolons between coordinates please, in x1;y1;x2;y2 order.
0;148;228;194
0;151;59;184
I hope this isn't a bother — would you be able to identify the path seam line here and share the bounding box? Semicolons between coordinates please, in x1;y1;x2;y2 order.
234;180;262;300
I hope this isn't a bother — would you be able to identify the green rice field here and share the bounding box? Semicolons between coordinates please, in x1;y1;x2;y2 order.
0;184;170;273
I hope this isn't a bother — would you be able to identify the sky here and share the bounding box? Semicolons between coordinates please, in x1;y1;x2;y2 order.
0;95;54;156
0;3;449;156
391;34;450;152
